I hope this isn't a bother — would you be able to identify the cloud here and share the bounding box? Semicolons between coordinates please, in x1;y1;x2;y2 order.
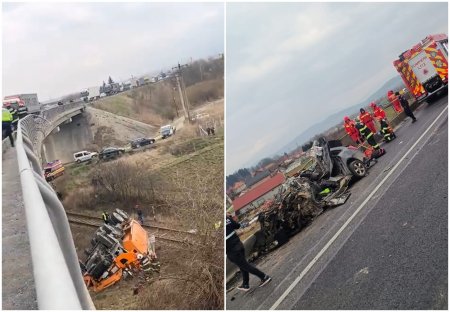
226;2;448;173
2;3;224;100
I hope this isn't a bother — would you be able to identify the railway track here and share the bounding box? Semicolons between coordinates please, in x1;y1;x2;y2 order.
66;211;197;244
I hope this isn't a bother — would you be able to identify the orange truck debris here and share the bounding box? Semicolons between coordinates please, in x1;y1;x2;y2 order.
80;209;159;292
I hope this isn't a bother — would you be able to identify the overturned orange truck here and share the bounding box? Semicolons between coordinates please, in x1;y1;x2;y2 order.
80;209;159;292
393;34;448;102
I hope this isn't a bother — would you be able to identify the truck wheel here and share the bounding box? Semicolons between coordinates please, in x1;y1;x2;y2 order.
109;212;125;225
115;209;129;221
349;159;366;178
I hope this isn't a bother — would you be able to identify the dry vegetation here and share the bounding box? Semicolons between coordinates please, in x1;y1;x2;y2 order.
58;58;224;308
58;118;224;309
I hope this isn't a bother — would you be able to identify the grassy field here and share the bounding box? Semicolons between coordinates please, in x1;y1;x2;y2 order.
92;79;223;126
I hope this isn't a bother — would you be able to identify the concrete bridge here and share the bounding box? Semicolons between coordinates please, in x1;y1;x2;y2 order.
2;102;95;309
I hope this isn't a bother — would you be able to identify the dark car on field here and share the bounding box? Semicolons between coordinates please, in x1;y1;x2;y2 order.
131;137;156;149
99;147;125;160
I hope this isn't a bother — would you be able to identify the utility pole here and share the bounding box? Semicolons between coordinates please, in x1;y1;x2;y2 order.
171;87;179;118
172;62;191;121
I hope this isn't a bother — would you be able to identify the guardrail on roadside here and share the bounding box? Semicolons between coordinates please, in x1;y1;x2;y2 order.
15;103;95;309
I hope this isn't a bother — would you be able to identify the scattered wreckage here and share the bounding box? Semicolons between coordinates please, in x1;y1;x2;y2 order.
252;138;372;256
80;208;160;292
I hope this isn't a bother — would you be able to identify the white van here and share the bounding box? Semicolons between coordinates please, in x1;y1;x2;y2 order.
73;151;98;163
160;124;176;139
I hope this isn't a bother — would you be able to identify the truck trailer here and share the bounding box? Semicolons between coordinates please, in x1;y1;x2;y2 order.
87;86;101;101
393;34;448;101
3;93;40;116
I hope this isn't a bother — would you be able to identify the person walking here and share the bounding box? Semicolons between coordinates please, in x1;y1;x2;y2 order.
343;116;362;144
359;108;377;133
2;108;14;147
396;92;417;123
387;90;403;113
226;214;272;291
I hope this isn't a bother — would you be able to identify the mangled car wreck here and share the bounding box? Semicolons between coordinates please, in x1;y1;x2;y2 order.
251;138;370;256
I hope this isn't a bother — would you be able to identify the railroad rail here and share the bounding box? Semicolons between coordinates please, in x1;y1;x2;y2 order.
66;211;197;244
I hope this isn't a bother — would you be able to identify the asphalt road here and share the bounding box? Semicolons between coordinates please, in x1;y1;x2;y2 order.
226;95;448;310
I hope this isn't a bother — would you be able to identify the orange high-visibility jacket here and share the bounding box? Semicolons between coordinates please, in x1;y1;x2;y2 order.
373;106;386;120
344;121;359;136
359;112;374;125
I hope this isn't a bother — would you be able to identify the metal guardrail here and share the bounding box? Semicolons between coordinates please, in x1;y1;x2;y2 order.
15;102;95;309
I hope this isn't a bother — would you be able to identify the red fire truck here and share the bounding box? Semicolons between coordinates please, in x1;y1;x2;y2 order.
393;34;448;101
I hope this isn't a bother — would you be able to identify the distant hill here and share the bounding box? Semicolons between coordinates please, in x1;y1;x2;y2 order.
275;75;405;155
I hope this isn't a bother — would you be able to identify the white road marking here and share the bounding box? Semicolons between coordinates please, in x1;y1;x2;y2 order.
270;105;448;310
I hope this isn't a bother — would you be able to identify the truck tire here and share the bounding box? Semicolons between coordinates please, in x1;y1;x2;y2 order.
115;209;129;221
109;212;125;226
349;159;366;178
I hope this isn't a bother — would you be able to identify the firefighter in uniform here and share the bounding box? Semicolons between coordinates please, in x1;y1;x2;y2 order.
102;211;110;224
379;118;396;142
370;102;386;121
359;108;377;134
2;108;14;147
354;117;381;151
343;116;362;144
387;90;403;113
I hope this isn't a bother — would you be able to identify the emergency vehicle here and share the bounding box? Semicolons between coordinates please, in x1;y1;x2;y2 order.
393;34;448;101
43;160;65;182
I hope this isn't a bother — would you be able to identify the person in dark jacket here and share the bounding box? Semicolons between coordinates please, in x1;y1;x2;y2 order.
396;92;417;123
226;214;272;291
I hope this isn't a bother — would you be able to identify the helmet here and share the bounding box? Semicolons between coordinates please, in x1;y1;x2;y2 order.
370;102;376;108
344;116;350;122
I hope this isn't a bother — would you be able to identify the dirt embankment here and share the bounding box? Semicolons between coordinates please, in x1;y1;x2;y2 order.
58;98;224;309
86;107;158;148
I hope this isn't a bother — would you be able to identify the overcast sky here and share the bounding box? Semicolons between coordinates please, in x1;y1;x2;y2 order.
226;2;447;174
3;2;224;101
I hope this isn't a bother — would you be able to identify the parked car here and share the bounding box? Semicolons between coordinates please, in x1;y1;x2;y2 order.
73;151;98;163
131;137;156;149
99;147;125;161
44;160;65;182
160;124;176;139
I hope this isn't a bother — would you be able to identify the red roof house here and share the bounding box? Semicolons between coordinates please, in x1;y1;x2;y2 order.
232;172;285;213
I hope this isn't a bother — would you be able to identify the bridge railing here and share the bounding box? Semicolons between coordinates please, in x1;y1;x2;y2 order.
15;102;95;309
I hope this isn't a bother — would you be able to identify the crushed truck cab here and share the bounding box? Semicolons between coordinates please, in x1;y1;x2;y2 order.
81;209;159;292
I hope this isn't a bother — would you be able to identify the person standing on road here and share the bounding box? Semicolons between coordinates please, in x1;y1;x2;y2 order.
387;90;403;113
396;92;417;123
2;108;14;147
226;213;272;291
354;117;381;150
359;108;377;133
343;116;362;144
370;102;386;121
